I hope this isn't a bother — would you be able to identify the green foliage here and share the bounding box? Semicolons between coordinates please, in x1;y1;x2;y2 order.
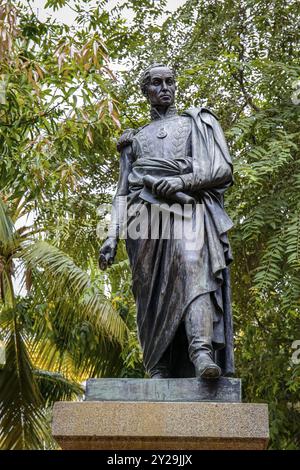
0;0;128;448
0;327;52;449
0;197;128;448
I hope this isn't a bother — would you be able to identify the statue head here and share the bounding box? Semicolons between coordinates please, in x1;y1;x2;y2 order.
140;63;176;107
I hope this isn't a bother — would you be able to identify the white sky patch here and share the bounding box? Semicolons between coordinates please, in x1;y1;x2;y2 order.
14;212;36;296
26;0;187;25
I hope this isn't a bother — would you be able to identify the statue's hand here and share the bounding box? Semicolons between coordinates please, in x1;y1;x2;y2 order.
152;177;184;197
98;237;118;270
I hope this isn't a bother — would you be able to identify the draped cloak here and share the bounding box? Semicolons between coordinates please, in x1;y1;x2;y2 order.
121;107;234;377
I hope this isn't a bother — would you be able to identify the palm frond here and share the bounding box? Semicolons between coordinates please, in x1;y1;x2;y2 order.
22;240;128;345
0;198;16;254
34;369;83;406
0;328;53;449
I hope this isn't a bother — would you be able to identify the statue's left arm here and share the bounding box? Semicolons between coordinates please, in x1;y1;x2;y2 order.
178;112;233;194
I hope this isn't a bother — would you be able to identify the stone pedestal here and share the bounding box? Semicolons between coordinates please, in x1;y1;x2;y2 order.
52;378;269;450
85;377;242;403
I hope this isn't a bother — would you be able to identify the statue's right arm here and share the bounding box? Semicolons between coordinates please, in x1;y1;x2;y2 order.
98;143;134;270
109;144;133;239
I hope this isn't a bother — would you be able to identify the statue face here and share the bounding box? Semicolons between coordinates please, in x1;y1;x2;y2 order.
147;67;176;107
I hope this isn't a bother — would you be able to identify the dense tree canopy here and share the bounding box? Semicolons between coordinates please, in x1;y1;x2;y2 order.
0;0;299;449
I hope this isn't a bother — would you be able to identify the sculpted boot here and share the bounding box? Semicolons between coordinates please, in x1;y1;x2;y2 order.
192;337;221;379
185;294;221;379
150;370;170;379
148;347;171;379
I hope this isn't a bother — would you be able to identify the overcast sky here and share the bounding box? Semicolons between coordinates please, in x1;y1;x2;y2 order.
28;0;187;24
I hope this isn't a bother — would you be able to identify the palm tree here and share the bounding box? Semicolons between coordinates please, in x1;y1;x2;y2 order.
0;196;128;449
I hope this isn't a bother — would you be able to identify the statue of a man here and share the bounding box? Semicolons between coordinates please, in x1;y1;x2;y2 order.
99;63;234;379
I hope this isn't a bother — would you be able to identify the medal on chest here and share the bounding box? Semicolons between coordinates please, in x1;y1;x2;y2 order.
157;127;168;139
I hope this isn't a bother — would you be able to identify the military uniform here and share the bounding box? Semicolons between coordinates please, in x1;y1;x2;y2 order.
114;105;234;378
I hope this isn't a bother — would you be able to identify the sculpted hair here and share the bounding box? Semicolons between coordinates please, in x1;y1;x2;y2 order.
140;63;176;97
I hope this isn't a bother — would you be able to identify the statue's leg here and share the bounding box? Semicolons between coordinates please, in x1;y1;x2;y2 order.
184;293;221;379
148;345;172;379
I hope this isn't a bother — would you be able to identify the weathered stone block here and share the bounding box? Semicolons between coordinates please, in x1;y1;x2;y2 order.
52;401;269;450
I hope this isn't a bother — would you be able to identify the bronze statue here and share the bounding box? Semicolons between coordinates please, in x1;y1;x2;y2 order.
99;63;234;379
